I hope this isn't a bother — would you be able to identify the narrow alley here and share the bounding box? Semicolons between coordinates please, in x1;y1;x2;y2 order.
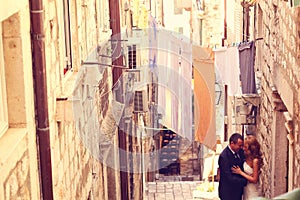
1;0;300;200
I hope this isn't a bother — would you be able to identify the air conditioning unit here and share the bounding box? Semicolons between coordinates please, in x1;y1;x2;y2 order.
234;95;260;125
235;114;247;125
134;90;148;112
234;97;248;124
127;69;141;83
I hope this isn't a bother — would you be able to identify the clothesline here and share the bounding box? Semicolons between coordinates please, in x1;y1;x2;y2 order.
214;40;257;95
223;37;264;48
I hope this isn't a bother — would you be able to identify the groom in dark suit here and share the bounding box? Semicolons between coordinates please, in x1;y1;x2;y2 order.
218;133;247;200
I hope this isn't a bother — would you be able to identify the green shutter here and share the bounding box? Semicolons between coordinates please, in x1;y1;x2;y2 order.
291;0;300;7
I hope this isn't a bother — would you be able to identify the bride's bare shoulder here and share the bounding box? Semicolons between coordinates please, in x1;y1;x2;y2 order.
253;158;260;166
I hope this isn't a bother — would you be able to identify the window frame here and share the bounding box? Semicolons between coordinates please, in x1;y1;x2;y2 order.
0;23;8;137
196;0;204;11
62;0;72;75
128;44;137;69
174;0;183;14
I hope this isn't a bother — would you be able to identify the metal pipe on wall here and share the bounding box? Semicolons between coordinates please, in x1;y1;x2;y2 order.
29;0;54;199
108;0;129;199
222;0;227;46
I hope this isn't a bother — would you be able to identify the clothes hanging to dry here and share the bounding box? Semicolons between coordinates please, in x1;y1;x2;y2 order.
238;41;257;94
214;46;241;96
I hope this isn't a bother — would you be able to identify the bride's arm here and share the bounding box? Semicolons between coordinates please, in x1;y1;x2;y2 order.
231;159;260;183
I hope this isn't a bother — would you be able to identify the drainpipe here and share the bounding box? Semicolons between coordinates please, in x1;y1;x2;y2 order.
222;0;228;141
29;0;54;199
222;0;227;46
109;0;129;199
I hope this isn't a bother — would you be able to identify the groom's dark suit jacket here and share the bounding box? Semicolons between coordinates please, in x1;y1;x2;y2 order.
218;146;247;200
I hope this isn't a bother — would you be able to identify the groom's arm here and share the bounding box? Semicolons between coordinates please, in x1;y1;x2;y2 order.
219;155;247;186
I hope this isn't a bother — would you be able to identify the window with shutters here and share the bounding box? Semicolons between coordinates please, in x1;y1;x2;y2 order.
199;19;203;46
289;0;300;7
128;45;137;69
134;90;148;112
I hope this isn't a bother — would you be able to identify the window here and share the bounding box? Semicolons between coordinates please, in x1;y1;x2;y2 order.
174;0;183;14
199;19;203;46
174;27;184;34
256;5;263;72
289;0;300;7
0;23;8;137
128;45;137;69
63;0;72;74
196;0;204;11
98;0;110;31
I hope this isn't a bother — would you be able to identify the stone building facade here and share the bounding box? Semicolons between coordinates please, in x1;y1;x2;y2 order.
0;0;124;199
191;0;223;48
213;0;300;198
0;2;38;199
254;0;300;198
190;0;300;198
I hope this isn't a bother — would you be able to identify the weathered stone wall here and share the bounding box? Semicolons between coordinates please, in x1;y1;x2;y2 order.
0;1;40;199
44;0;115;199
192;0;223;47
0;0;119;199
255;0;300;198
179;139;199;176
3;149;31;199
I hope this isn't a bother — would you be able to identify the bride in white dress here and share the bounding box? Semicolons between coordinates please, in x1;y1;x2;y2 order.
232;135;263;200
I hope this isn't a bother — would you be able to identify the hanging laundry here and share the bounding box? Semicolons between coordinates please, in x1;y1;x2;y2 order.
238;41;257;94
193;46;216;150
214;46;241;96
156;29;193;140
148;14;158;73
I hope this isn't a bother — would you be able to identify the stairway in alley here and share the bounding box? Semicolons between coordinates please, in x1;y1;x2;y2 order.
159;130;180;175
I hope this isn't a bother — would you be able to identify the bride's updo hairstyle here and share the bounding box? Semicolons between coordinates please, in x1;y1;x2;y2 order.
244;135;263;166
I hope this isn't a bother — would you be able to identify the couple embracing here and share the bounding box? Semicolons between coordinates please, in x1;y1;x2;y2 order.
218;133;263;200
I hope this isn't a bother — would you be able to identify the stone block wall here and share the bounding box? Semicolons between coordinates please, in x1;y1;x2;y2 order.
255;0;300;198
0;1;40;199
3;149;31;199
201;1;223;48
179;138;199;176
191;0;223;47
0;0;118;199
43;0;116;199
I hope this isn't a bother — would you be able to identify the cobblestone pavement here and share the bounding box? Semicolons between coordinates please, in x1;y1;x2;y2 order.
143;175;220;200
143;181;201;200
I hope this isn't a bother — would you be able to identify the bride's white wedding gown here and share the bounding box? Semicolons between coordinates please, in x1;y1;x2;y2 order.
243;162;261;200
